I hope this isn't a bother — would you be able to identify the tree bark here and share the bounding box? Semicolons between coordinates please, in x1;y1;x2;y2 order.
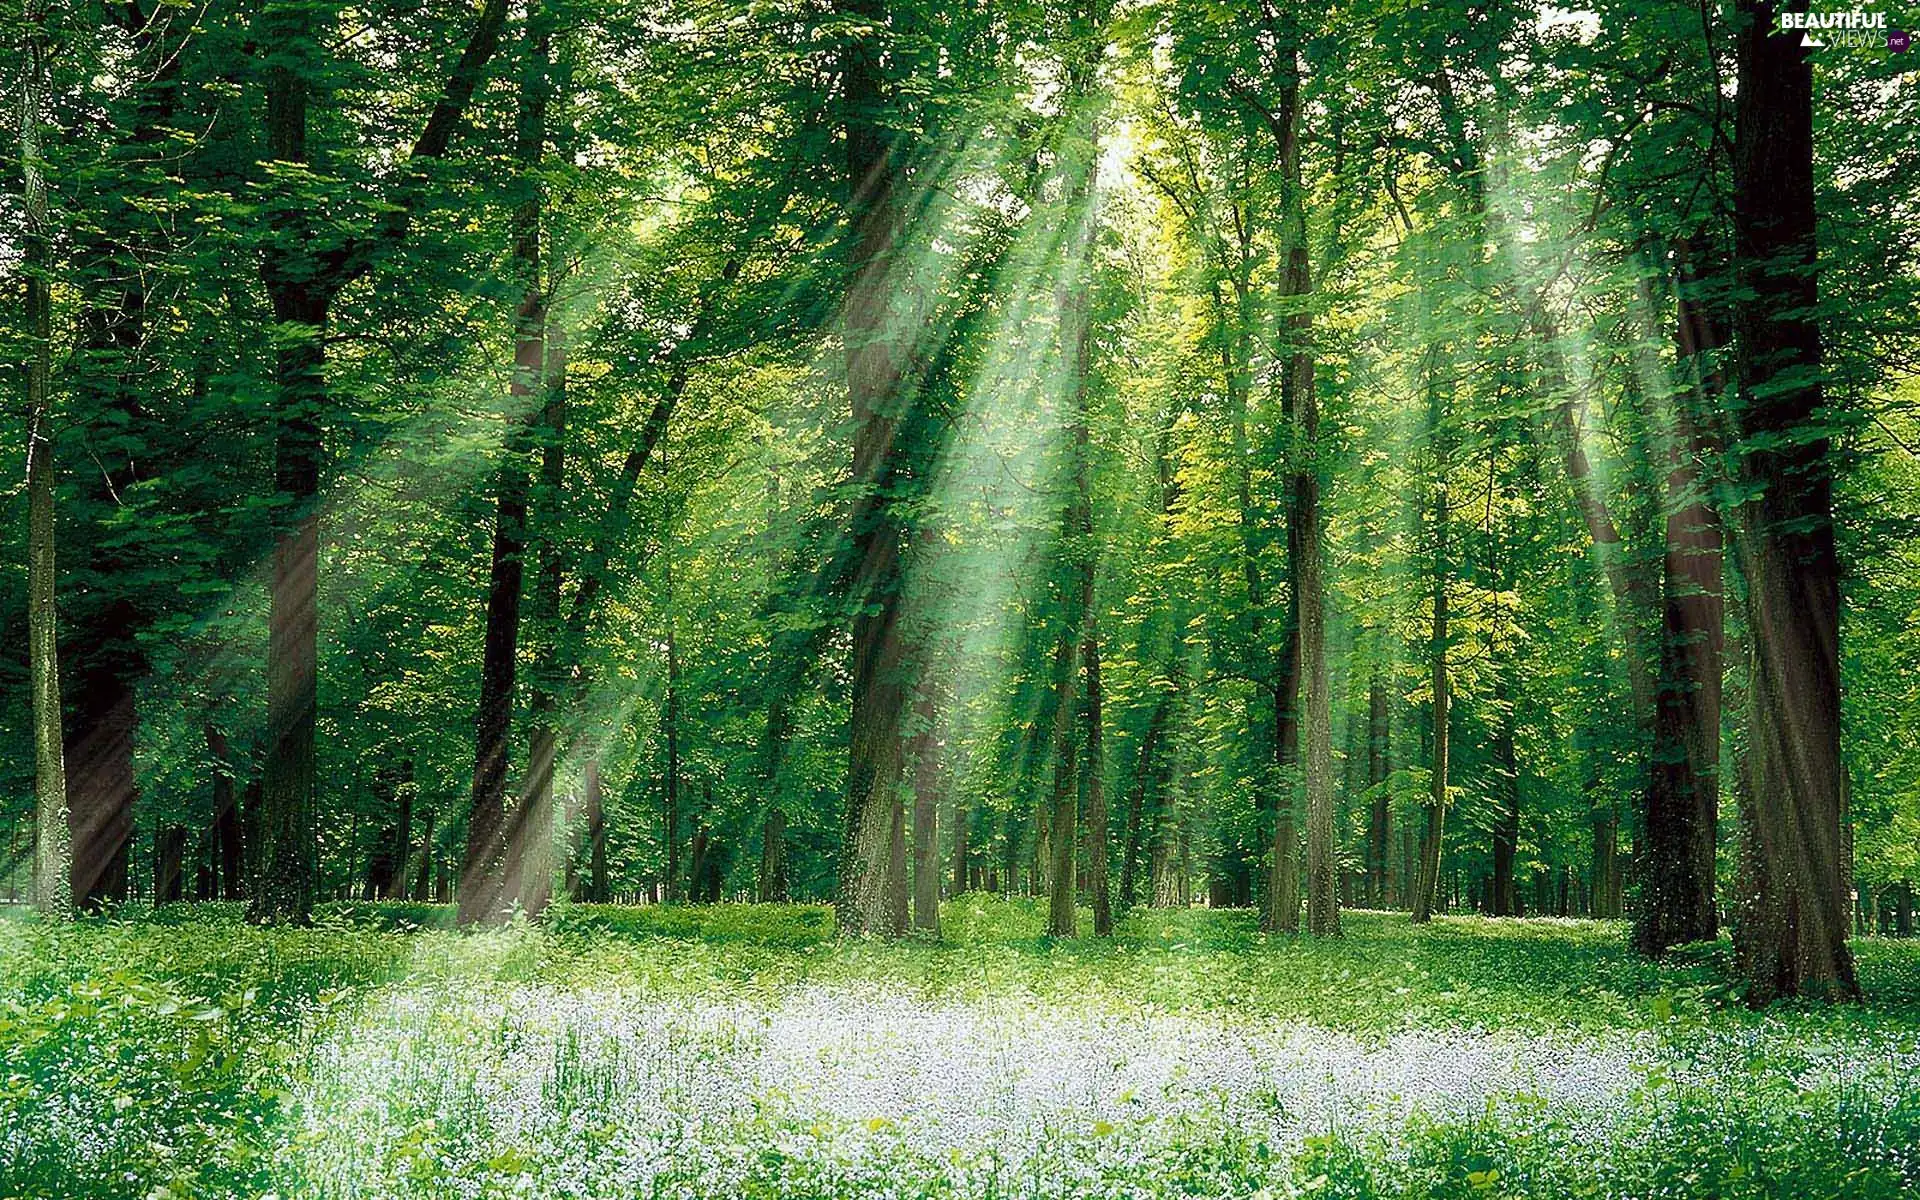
460;3;551;926
911;690;942;933
1084;629;1113;935
1636;240;1726;956
836;0;911;938
1268;40;1335;939
1045;631;1081;937
759;807;789;902
949;789;969;896
1491;681;1520;917
585;758;607;902
515;9;562;922
1729;0;1857;1003
460;427;531;922
254;0;510;925
1420;470;1443;925
663;618;681;902
21;16;71;917
206;727;245;901
1590;781;1622;917
154;826;187;905
1119;694;1167;912
1364;673;1389;908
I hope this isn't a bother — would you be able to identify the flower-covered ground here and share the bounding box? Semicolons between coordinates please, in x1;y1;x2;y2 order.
2;900;1916;1199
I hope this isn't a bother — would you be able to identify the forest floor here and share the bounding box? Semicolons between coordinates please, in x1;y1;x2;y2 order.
1;900;1917;1199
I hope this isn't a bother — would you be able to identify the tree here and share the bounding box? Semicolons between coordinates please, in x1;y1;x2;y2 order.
251;0;510;924
20;0;69;918
461;1;555;927
1729;0;1857;1003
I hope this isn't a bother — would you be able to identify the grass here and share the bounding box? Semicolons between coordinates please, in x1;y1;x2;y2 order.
0;899;1916;1199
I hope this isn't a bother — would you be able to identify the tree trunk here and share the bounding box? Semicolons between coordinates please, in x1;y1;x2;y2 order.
1274;42;1335;937
384;760;415;900
759;807;788;902
250;0;331;925
252;0;508;926
688;826;710;904
664;623;681;902
1084;629;1113;935
1413;406;1450;924
514;2;562;922
1119;696;1166;912
460;6;551;926
911;691;941;934
1729;0;1858;1004
1045;632;1081;937
21;23;70;917
1365;673;1389;908
585;758;607;903
1491;681;1520;917
66;668;136;907
204;727;245;901
154;826;187;905
1636;239;1726;956
1043;17;1102;939
1590;785;1622;918
460;429;530;923
836;0;911;939
61;0;188;921
949;791;969;896
885;786;909;930
409;805;435;902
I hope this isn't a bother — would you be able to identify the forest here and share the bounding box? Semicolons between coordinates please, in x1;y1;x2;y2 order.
3;0;1919;1196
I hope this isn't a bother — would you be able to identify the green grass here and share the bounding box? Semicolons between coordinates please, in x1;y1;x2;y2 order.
1;899;1916;1199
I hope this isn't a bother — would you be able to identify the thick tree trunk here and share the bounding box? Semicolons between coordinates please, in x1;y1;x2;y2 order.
462;7;551;925
461;434;530;923
1636;242;1726;956
253;0;507;926
380;760;414;900
1729;0;1857;1003
836;0;911;938
688;826;710;903
249;0;331;925
515;4;562;922
21;26;70;916
1271;47;1335;937
67;668;136;907
60;1;187;921
258;415;321;926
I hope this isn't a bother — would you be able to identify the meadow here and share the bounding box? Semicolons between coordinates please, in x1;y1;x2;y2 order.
1;901;1916;1200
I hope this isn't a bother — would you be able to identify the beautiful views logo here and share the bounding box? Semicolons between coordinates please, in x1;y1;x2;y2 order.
1776;9;1909;50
